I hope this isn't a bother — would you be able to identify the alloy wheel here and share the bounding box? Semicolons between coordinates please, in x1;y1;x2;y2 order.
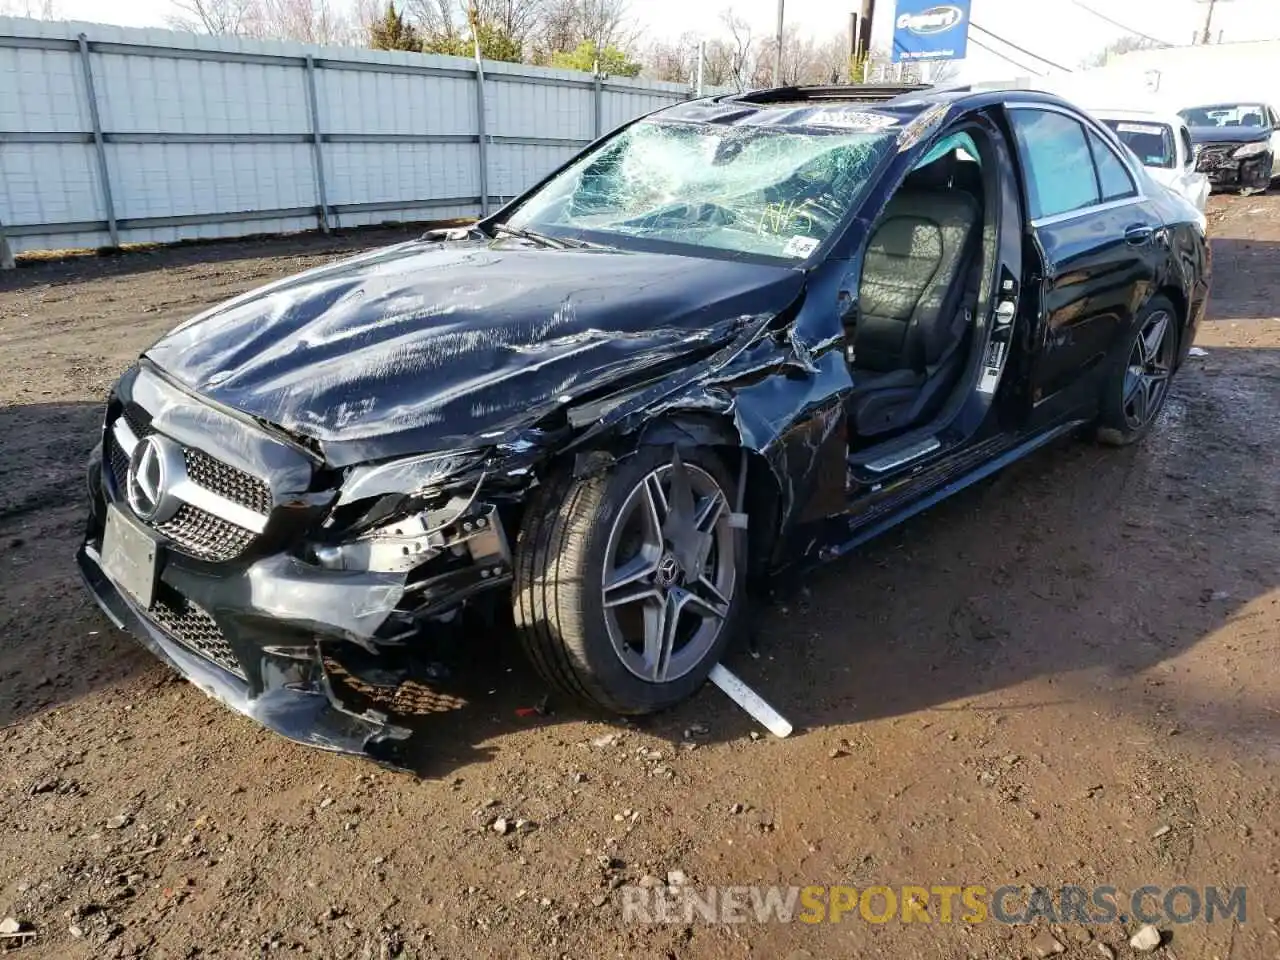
600;454;736;683
1122;310;1175;430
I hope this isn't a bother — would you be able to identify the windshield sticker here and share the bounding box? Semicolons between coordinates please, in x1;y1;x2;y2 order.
1117;123;1165;136
804;109;899;131
783;235;821;258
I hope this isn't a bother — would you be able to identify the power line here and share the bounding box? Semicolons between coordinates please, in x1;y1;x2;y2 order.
967;33;1046;76
970;22;1075;72
1068;0;1173;46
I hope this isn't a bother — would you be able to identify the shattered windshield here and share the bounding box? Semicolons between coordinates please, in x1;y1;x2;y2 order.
1178;104;1269;129
505;119;898;261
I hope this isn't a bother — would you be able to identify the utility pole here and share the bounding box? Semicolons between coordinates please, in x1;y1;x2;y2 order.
855;0;876;75
774;0;785;85
849;10;858;81
1200;0;1216;43
1197;0;1233;44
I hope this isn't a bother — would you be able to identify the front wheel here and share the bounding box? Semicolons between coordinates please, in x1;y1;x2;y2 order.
513;446;745;714
1096;296;1179;447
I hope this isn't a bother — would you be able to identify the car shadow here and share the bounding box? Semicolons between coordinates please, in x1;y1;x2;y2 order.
5;342;1274;780
0;401;161;730
1200;237;1280;320
388;345;1279;777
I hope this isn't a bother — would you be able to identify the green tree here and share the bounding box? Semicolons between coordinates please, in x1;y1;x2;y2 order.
551;39;640;77
422;22;521;62
369;2;421;51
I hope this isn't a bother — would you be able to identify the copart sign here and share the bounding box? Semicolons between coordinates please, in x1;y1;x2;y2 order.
892;0;971;62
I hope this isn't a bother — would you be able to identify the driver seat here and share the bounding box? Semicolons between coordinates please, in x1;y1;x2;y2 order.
846;156;982;438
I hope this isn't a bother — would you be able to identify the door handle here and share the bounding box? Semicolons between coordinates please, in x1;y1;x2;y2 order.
1125;224;1154;246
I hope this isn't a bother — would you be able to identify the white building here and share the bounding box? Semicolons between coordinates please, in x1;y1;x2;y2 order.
1051;40;1280;115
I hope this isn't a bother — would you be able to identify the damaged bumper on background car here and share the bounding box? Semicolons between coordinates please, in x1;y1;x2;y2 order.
1195;142;1273;189
77;364;528;770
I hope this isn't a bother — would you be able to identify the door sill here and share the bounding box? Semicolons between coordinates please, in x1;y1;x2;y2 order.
860;436;941;473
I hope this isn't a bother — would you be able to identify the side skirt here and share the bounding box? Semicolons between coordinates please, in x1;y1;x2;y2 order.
821;419;1087;563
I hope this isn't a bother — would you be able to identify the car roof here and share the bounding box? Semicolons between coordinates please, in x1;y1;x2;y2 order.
1086;107;1185;128
654;83;1079;130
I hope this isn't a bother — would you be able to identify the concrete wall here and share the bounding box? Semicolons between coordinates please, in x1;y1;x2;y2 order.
0;16;702;253
1054;41;1280;117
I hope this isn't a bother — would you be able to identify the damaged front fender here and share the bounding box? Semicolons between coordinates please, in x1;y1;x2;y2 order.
564;260;855;567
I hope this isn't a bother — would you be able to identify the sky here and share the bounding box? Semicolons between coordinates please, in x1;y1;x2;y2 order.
31;0;1280;82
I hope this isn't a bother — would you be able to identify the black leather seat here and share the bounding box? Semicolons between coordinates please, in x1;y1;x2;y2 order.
846;157;982;438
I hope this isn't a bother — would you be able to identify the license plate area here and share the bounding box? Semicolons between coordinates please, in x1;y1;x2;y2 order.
101;504;159;609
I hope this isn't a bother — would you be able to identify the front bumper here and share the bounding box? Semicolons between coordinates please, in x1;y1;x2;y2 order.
80;363;519;770
78;541;414;767
1199;150;1273;190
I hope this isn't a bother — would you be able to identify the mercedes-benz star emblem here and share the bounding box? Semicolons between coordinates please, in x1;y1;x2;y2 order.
655;553;681;587
125;434;184;524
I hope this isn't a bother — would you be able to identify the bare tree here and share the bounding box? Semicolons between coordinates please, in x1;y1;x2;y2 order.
0;0;60;16
810;35;850;84
645;31;696;84
533;0;634;60
167;0;261;35
719;9;754;91
255;0;355;43
403;0;464;44
930;59;961;85
403;0;548;56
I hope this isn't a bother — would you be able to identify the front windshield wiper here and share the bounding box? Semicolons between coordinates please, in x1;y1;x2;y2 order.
489;222;592;249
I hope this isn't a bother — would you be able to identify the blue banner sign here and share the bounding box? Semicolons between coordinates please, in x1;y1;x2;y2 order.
892;0;971;62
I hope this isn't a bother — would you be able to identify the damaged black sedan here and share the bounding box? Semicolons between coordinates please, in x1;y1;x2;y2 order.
79;85;1210;766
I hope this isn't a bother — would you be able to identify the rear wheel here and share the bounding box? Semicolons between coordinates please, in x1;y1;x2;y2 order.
513;446;744;714
1096;296;1178;447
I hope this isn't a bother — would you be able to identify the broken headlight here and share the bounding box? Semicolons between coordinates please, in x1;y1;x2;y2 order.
1233;140;1270;159
335;449;486;508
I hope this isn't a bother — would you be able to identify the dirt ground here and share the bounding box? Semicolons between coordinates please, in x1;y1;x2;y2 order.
0;197;1278;960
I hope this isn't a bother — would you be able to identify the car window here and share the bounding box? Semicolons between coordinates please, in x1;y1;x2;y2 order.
1179;103;1267;127
1269;106;1280;128
1099;119;1174;169
1087;130;1138;201
914;131;981;170
1179;125;1195;168
1009;109;1099;220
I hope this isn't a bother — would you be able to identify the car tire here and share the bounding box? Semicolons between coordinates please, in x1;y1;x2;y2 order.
513;445;745;715
1096;295;1179;447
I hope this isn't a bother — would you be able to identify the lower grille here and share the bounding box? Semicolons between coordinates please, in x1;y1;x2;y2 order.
150;592;245;680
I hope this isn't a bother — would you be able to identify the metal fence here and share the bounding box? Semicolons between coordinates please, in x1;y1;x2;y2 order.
0;16;702;254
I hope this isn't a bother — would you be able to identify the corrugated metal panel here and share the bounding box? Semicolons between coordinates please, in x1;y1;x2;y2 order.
0;17;696;254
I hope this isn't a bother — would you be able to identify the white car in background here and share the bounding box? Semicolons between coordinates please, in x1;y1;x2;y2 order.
1088;108;1210;215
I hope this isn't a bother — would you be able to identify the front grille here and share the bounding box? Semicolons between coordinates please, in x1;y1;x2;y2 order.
107;405;271;562
1195;143;1236;171
183;448;273;515
156;504;257;562
150;591;245;680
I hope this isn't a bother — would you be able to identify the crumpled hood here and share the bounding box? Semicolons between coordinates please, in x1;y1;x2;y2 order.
1186;125;1271;146
146;238;804;465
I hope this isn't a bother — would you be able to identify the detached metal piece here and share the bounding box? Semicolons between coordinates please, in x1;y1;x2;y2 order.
708;663;793;738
